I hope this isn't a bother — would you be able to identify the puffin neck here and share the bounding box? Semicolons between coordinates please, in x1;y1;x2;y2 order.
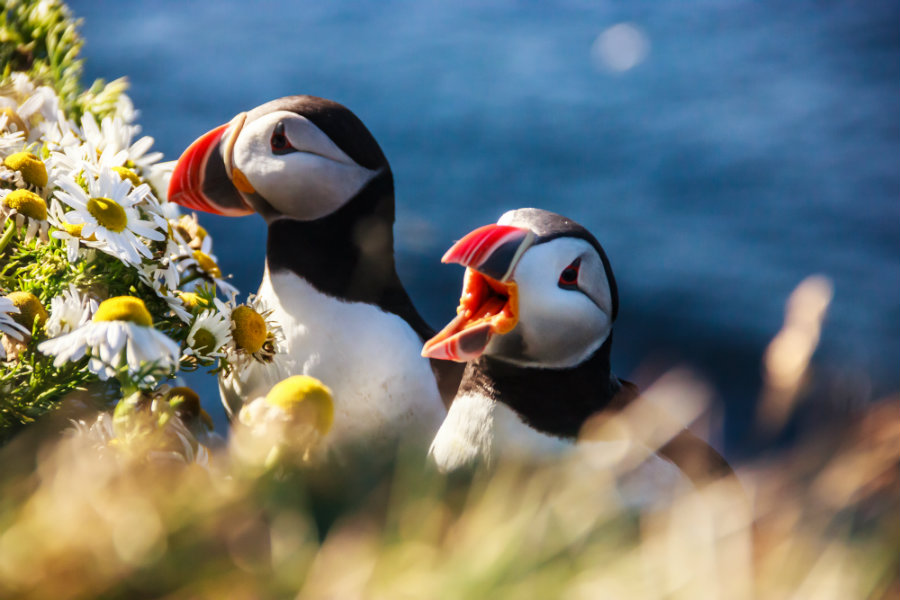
458;333;632;439
265;170;434;341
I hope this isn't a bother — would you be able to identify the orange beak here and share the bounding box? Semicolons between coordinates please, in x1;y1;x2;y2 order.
167;114;254;217
422;224;534;362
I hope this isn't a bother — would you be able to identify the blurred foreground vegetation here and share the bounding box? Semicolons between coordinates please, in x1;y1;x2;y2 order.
0;364;896;599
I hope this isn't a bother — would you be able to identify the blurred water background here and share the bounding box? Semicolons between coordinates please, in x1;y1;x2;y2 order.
69;0;898;456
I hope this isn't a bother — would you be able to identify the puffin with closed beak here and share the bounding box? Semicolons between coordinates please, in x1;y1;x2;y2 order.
168;95;447;459
423;208;732;485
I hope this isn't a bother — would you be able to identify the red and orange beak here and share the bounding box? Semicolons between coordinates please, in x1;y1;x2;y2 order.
422;224;535;362
167;113;255;217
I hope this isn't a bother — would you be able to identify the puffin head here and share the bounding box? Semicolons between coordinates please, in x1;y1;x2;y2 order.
422;208;618;369
168;95;388;223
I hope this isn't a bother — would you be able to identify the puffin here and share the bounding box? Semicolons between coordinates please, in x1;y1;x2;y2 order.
422;208;732;486
167;95;447;459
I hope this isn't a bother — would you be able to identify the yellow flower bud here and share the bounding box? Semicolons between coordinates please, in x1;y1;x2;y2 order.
266;375;334;435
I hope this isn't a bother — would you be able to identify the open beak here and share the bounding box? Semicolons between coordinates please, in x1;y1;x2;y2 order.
422;224;535;362
167;113;255;216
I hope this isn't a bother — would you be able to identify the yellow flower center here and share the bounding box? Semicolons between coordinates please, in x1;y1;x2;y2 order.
3;151;48;188
62;222;83;237
191;327;218;355
62;221;97;241
3;189;47;220
6;291;47;331
176;291;209;310
231;305;266;354
0;108;28;136
166;386;201;419
86;197;128;233
112;166;141;187
266;375;334;435
174;215;208;247
93;296;152;326
192;250;221;278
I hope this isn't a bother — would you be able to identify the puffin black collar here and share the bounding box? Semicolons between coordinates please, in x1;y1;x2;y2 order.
457;333;636;439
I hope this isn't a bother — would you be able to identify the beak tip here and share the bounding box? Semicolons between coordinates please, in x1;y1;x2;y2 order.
168;123;254;217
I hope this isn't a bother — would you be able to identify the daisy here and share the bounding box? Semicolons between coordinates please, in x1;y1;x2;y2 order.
5;291;48;334
175;289;214;312
217;294;282;372
184;309;231;360
147;160;176;204
1;150;48;190
2;291;47;360
69;393;209;467
135;270;192;323
177;248;238;297
40;109;81;154
0;188;51;242
157;385;219;448
0;108;29;142
38;295;180;383
44;284;98;337
56;135;166;222
0;119;26;156
171;213;211;252
136;217;199;295
0;295;29;341
47;197;88;263
111;389;210;466
81;111;164;177
53;166;166;265
157;287;193;323
0;73;62;143
67;410;114;443
52;140;128;182
234;375;334;467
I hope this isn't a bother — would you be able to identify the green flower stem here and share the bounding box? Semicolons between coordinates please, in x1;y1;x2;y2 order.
0;219;16;253
115;364;139;397
177;272;203;287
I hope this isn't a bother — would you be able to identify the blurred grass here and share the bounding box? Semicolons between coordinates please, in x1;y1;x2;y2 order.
0;375;896;598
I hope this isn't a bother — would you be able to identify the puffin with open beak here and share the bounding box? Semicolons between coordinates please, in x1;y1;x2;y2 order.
423;208;732;486
168;96;447;459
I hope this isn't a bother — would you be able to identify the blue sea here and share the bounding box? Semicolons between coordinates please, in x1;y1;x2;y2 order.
69;0;899;454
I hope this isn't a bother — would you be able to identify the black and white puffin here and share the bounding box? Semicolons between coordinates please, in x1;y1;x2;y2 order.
168;95;447;457
422;208;731;486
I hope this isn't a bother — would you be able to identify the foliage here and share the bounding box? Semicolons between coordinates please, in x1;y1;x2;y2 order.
0;0;275;444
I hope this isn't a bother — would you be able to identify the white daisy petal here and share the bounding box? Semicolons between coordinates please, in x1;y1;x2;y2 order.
0;297;29;341
129;136;154;158
39;319;179;381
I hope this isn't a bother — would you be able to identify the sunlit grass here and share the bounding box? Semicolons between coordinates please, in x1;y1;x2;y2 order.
0;316;896;598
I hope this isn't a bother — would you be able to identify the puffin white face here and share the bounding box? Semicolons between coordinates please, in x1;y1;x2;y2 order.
227;110;378;222
486;237;613;368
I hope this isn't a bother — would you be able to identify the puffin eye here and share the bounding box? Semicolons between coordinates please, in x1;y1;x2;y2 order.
270;122;294;155
558;257;581;290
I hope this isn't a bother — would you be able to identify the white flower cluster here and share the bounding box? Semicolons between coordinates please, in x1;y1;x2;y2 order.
0;71;282;445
